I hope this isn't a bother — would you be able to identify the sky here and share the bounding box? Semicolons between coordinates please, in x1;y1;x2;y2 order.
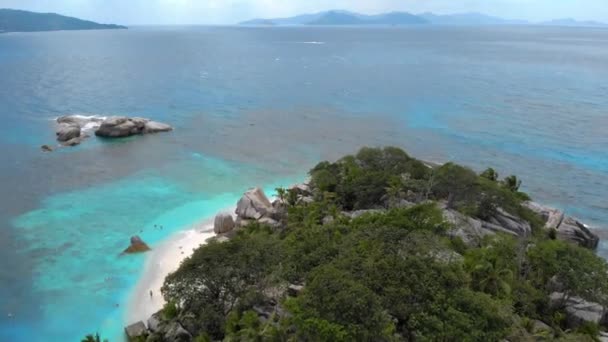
1;0;607;25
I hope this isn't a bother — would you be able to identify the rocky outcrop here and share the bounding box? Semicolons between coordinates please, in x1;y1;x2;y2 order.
122;236;151;254
524;201;599;249
55;123;81;142
95;116;172;138
443;207;496;246
57;115;104;128
486;208;531;236
236;187;274;220
125;321;147;340
213;213;235;234
342;209;385;219
40;145;53;152
52;115;172;147
163;321;192;342
147;312;162;333
550;292;608;329
558;217;599;249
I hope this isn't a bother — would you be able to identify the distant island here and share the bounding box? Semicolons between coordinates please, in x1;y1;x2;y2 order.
0;9;127;33
239;10;608;28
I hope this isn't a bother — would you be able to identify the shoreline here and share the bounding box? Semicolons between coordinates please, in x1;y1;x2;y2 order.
124;211;233;327
123;183;287;333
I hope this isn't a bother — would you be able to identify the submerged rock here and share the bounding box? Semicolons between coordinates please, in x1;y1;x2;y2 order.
213;213;235;234
122;236;151;254
40;145;53;152
60;135;88;147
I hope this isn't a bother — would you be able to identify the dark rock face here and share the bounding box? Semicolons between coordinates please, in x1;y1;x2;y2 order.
122;235;151;254
125;321;147;340
40;145;53;152
524;201;599;249
558;217;599;249
95;116;172;138
163;321;192;342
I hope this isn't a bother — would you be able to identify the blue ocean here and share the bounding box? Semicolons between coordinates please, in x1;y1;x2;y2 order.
0;26;607;341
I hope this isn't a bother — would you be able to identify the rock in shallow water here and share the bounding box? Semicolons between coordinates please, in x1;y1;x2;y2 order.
524;201;599;248
95;116;173;138
122;235;151;254
55;123;81;142
40;145;53;152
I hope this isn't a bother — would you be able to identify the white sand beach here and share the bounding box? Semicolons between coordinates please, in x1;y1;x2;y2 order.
124;218;218;326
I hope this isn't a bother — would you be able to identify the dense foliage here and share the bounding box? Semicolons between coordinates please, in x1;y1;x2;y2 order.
155;147;608;341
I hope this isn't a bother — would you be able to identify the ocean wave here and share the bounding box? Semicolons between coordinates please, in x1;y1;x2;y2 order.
53;114;108;131
297;41;325;45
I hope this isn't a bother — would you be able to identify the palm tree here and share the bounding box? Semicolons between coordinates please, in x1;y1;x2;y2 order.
473;258;513;298
503;175;521;192
81;333;108;342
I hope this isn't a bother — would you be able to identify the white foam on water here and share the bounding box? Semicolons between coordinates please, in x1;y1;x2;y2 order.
297;41;325;45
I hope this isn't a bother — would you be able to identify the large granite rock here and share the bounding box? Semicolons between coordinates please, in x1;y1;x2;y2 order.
550;292;608;328
163;321;192;342
558;216;599;249
213;213;235;234
443;208;491;246
122;236;151;254
144;121;173;133
125;321;148;340
95;116;173;138
524;201;599;249
55;123;81;142
147;312;162;332
485;208;531;237
95;116;146;137
443;205;530;246
235;187;273;220
525;201;564;230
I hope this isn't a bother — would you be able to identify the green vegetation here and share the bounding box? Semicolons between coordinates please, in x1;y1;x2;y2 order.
155;147;608;341
80;333;107;342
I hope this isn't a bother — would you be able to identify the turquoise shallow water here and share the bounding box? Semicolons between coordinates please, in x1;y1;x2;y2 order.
10;153;303;341
1;26;607;341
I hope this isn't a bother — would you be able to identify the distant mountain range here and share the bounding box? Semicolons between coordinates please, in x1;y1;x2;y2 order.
0;9;127;33
239;10;608;27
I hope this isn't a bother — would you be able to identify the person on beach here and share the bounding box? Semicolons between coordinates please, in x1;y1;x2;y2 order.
150;290;153;299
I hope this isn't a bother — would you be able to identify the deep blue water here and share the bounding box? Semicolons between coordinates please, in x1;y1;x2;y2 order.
0;26;607;341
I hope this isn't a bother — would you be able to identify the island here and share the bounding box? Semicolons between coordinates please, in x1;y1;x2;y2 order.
102;147;608;342
240;10;608;27
0;9;127;33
